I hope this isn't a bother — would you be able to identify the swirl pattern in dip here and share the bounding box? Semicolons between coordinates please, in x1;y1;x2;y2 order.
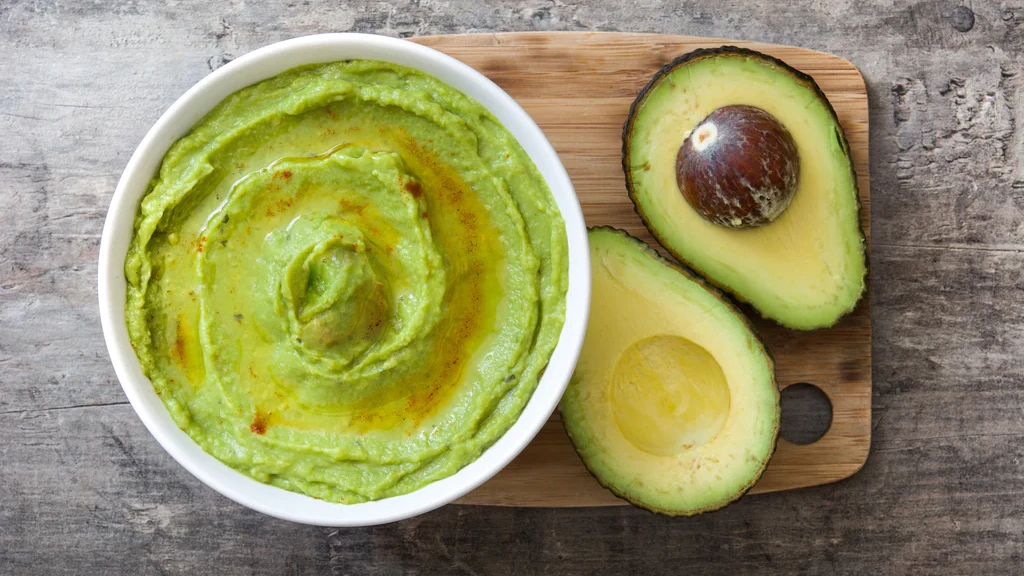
124;60;567;503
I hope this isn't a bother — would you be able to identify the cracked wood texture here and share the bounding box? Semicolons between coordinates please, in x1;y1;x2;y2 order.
1;0;1023;574
412;32;872;506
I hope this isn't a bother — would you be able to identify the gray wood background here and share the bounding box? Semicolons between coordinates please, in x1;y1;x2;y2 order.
2;0;1022;573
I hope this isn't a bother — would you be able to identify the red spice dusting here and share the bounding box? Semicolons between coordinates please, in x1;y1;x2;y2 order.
275;197;294;212
339;198;367;214
403;180;423;198
250;411;268;435
173;321;187;366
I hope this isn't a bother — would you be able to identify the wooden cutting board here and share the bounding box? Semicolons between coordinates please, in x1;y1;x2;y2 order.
412;32;872;507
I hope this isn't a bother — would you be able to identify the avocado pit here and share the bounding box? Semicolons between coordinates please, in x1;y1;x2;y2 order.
676;104;799;228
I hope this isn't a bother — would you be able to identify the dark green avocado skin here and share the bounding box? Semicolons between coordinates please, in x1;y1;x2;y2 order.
620;46;868;331
561;226;780;517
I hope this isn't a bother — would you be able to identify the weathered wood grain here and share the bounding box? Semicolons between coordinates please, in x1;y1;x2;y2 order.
3;0;1024;574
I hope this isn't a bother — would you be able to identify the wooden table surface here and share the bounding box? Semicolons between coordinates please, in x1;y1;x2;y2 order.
2;1;1022;574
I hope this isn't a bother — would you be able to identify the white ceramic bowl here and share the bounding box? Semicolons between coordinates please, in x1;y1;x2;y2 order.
98;33;590;526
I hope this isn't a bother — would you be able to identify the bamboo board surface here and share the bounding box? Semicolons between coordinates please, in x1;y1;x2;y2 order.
411;32;872;507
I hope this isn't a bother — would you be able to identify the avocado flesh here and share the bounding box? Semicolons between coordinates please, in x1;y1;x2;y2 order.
561;227;780;515
624;48;867;330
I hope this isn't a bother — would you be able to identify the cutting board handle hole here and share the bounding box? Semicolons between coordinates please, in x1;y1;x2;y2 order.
780;383;833;445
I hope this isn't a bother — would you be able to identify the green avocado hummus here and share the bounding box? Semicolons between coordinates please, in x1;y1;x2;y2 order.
124;60;568;503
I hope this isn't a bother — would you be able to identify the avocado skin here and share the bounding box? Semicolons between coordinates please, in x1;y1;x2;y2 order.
621;46;868;331
561;226;780;517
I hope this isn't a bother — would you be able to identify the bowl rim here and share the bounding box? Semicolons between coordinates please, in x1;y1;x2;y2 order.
97;32;590;527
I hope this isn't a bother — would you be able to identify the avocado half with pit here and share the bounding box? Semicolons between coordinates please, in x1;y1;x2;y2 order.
623;47;867;330
561;227;780;515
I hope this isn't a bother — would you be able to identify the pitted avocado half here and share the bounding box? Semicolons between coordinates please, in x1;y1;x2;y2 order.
561;227;780;516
